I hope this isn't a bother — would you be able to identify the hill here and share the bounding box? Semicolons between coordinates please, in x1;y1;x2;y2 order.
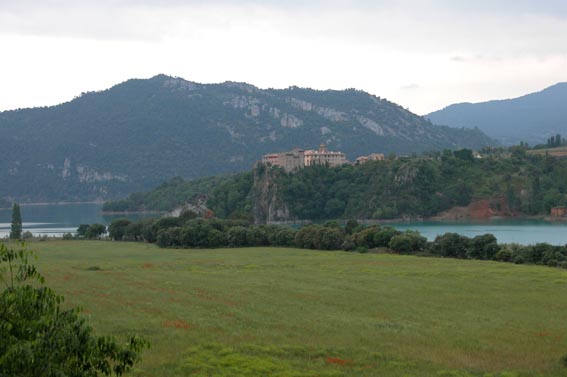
427;83;567;145
105;148;567;222
0;74;494;203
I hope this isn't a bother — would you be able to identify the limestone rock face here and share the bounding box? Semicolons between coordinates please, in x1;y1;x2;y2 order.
252;168;293;223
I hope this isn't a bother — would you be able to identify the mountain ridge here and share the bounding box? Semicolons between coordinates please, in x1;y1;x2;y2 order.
427;82;567;145
0;74;495;203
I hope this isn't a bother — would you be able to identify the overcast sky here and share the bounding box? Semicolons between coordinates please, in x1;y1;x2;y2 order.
1;0;566;114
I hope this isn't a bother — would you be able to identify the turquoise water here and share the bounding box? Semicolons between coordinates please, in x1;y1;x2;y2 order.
389;220;567;246
0;203;154;238
1;204;566;245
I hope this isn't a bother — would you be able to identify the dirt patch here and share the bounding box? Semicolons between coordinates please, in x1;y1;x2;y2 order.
163;319;191;330
142;263;154;269
326;357;353;366
433;197;515;220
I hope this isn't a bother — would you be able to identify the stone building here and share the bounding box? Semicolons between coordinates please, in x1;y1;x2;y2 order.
355;153;385;165
261;149;305;173
261;144;346;172
304;144;347;167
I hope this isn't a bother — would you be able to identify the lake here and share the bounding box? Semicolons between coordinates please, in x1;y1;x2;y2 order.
1;203;566;245
0;203;155;238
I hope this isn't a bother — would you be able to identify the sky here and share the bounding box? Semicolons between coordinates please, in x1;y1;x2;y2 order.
0;0;566;114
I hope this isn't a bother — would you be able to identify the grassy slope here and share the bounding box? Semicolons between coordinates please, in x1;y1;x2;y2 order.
27;241;567;376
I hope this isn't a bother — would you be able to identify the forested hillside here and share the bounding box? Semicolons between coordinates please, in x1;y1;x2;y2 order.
107;148;567;222
427;83;567;145
0;75;494;203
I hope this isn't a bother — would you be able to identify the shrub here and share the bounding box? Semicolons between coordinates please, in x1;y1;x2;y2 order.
494;248;513;262
373;227;401;248
352;226;381;249
389;231;427;254
227;226;250;247
62;233;74;240
431;233;471;259
294;225;322;249
341;238;356;251
356;246;368;254
108;218;132;241
318;228;345;250
561;354;567;368
85;224;106;239
468;234;499;260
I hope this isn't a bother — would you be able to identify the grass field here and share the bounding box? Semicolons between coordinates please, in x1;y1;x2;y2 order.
20;241;567;376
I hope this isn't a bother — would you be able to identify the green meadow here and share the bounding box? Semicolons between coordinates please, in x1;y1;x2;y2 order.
24;241;567;376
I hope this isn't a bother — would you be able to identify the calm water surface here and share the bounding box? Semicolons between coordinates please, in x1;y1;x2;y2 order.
0;203;154;238
1;204;566;245
389;220;567;245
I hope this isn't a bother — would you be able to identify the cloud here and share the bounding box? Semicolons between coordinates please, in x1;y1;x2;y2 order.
0;0;566;114
401;84;420;90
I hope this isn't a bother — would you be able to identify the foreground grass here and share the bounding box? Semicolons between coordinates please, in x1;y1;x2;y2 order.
25;241;567;376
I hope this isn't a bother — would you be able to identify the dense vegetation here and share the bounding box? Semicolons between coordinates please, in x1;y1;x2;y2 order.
104;147;567;220
103;215;567;269
102;175;230;212
0;243;147;376
207;147;567;221
427;82;567;145
0;75;493;203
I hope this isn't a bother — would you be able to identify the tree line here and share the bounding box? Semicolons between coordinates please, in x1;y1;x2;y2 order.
99;214;567;269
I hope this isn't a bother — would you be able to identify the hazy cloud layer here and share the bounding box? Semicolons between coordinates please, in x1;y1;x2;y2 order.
1;0;566;114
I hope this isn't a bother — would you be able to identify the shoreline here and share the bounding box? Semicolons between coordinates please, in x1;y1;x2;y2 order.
3;203;567;224
266;215;567;226
101;210;166;215
0;201;103;210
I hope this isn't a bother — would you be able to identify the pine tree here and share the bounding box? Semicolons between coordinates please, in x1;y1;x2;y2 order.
9;203;22;240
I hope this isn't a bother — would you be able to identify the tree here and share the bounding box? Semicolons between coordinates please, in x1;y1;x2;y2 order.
388;231;427;254
108;218;132;241
344;219;359;235
467;234;499;260
77;224;90;238
0;243;148;376
86;224;107;239
453;148;474;162
431;233;471;259
9;203;22;240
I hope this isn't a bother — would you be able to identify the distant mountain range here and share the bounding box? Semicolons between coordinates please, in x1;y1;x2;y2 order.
427;83;567;145
0;74;494;202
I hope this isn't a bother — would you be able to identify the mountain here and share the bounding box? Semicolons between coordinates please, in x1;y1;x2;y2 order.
0;74;494;203
427;83;567;145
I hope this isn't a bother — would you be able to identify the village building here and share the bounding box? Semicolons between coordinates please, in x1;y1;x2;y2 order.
304;144;347;167
261;144;346;172
355;153;385;165
261;149;305;172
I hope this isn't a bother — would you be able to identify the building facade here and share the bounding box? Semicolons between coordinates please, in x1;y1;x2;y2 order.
304;144;347;167
355;153;385;165
261;149;305;172
261;144;346;172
